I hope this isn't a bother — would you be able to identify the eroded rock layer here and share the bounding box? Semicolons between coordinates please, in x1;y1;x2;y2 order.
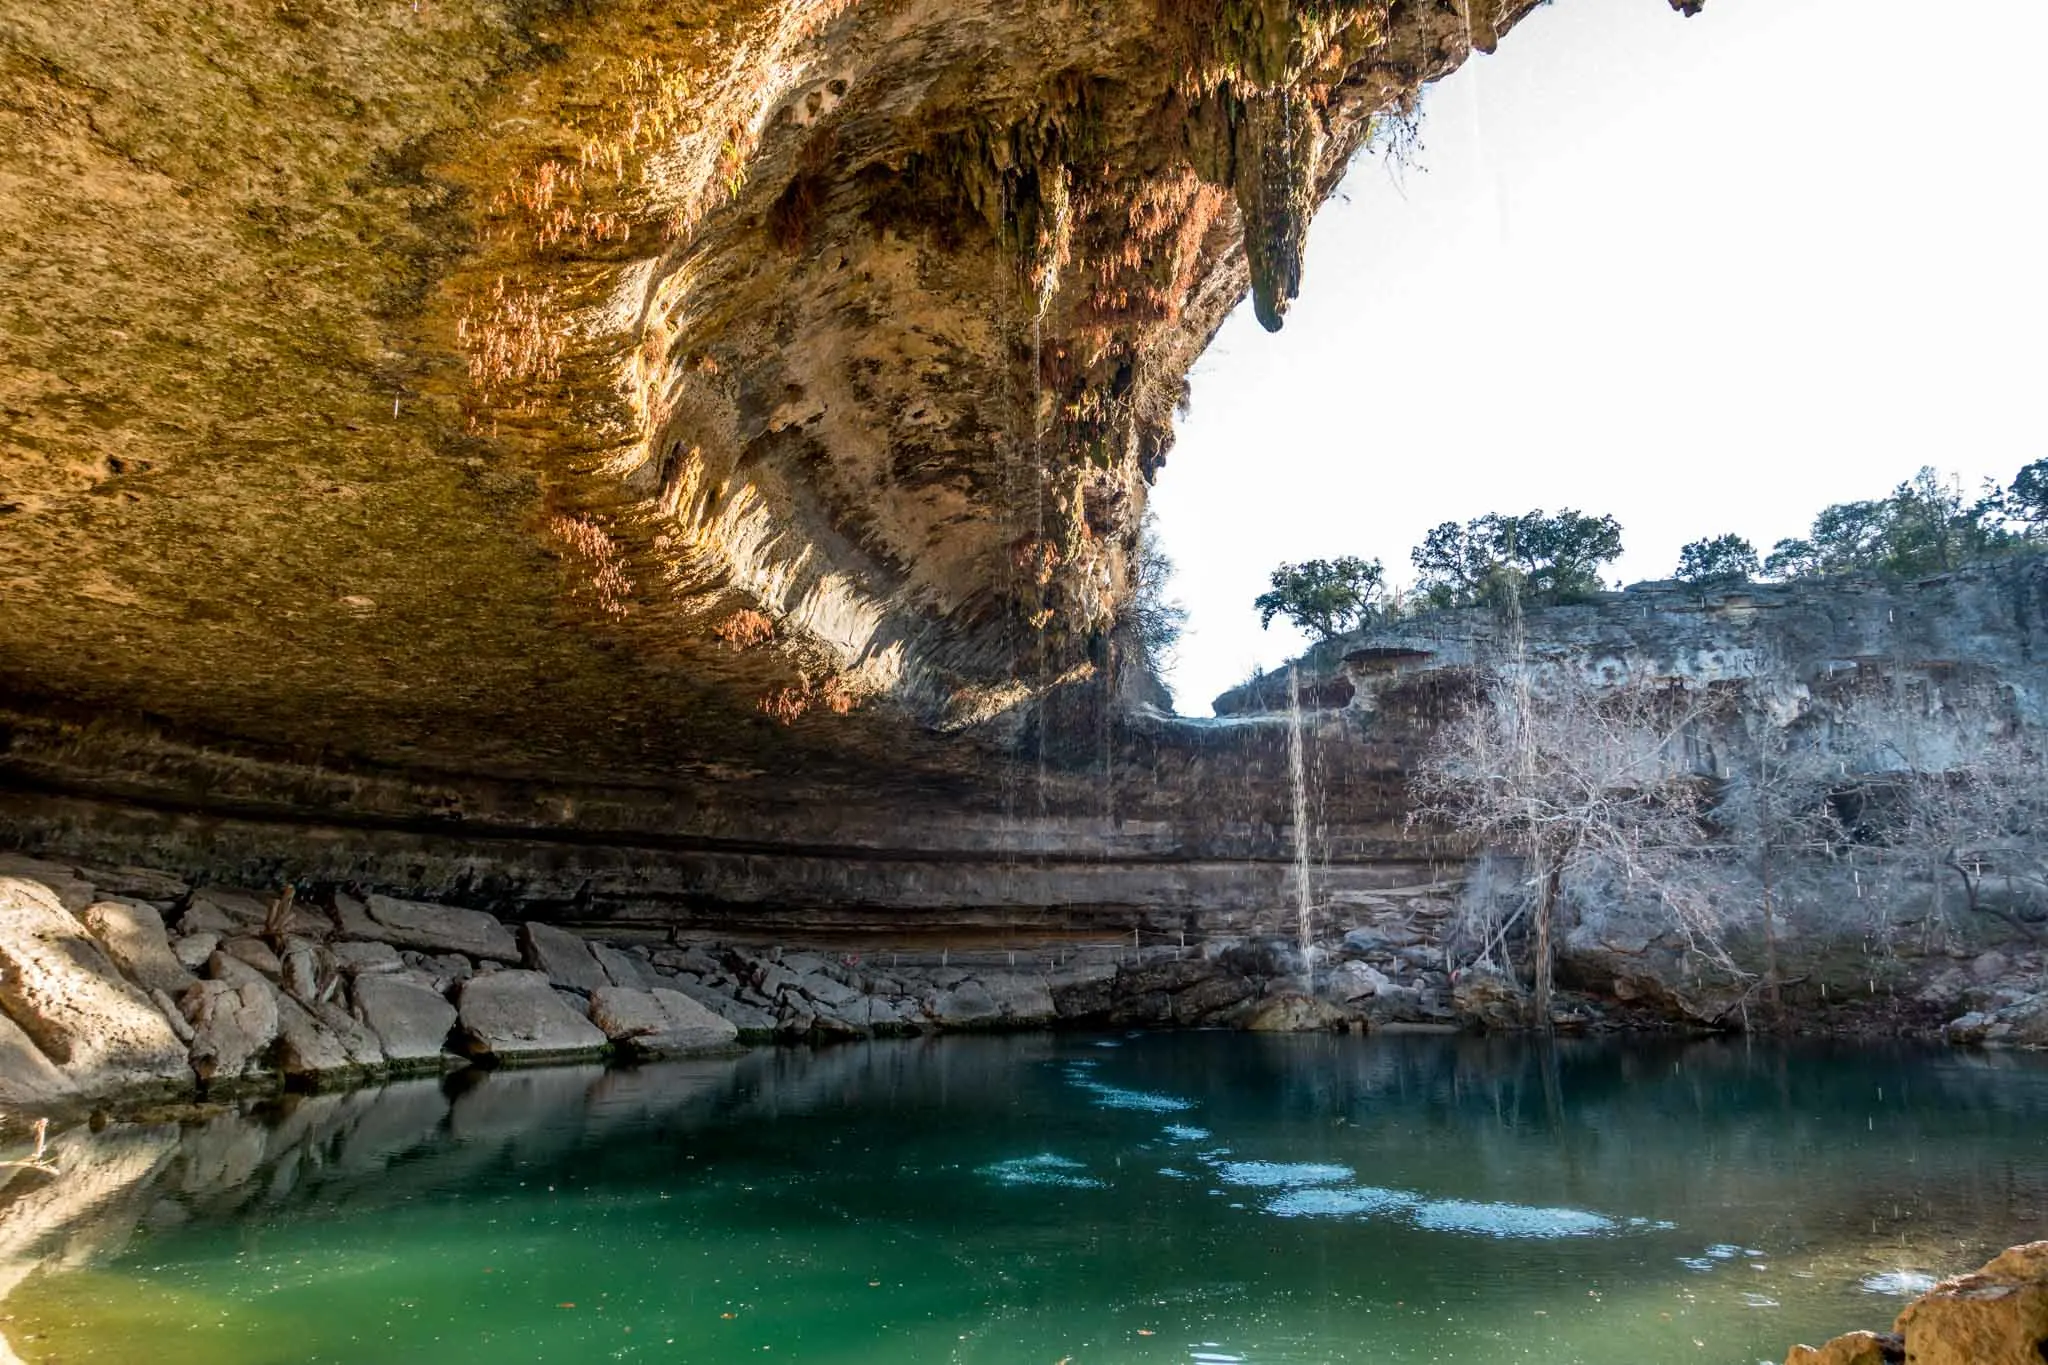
0;0;1710;801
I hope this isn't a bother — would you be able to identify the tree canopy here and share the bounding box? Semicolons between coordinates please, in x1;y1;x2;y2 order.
1253;557;1386;640
1411;509;1623;609
1762;467;2019;581
1675;534;1759;587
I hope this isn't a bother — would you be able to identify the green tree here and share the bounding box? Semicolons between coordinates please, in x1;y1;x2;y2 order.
1764;468;2016;580
1254;557;1386;640
1411;510;1623;609
2010;458;2048;528
1674;534;1759;587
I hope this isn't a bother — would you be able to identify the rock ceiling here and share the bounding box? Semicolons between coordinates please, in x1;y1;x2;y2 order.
0;0;1705;815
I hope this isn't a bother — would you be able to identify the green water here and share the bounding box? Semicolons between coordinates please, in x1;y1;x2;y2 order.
8;1034;2047;1364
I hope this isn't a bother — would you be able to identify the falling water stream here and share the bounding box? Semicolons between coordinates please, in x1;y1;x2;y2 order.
1286;665;1315;978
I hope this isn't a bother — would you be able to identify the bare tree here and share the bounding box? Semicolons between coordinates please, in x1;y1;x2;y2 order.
1413;667;1725;1026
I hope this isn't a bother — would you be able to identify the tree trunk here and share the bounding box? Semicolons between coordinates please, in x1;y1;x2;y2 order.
1533;858;1560;1030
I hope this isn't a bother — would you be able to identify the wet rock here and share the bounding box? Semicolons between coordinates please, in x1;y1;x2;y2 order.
519;922;609;994
1452;967;1526;1030
181;977;281;1082
1108;990;1175;1027
330;940;403;975
586;987;738;1058
171;931;220;971
219;936;284;978
1893;1240;2048;1365
1049;962;1118;1019
1243;993;1347;1033
1120;959;1212;996
365;895;519;963
1172;974;1256;1024
1946;996;2048;1047
589;940;651;989
0;876;193;1096
453;970;608;1062
351;975;457;1067
80;899;197;996
1783;1331;1903;1365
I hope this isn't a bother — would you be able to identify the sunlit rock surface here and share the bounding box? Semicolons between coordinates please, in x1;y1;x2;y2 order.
0;0;1732;932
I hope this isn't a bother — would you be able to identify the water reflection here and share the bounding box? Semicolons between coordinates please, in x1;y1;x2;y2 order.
0;1035;2041;1365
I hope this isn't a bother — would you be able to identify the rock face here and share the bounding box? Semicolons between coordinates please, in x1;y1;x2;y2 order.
1786;1242;2048;1365
0;0;1731;963
454;972;609;1063
0;878;192;1097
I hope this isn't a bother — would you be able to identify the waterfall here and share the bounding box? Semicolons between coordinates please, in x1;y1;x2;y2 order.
1287;664;1315;983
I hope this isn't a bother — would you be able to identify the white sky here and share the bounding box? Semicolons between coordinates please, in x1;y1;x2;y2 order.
1149;0;2048;714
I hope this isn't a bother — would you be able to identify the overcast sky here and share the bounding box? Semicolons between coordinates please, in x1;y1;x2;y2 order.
1148;0;2048;714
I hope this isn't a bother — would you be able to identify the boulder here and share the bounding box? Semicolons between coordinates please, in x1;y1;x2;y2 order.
178;887;272;936
180;977;281;1082
1323;960;1391;1002
280;944;326;1002
1172;974;1257;1024
797;972;863;1009
80;899;197;996
0;876;193;1095
273;995;374;1080
0;1009;79;1110
219;936;284;978
589;940;651;989
1243;993;1347;1033
928;980;1001;1028
351;975;457;1066
586;987;739;1058
1893;1240;2048;1365
518;922;609;994
72;865;191;902
981;973;1054;1024
665;978;778;1037
453;970;607;1062
172;932;220;971
330;940;403;975
329;892;386;941
151;987;195;1043
0;855;95;911
1945;996;2048;1047
1453;967;1527;1030
1783;1332;1903;1365
308;998;388;1070
364;895;519;963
